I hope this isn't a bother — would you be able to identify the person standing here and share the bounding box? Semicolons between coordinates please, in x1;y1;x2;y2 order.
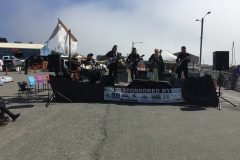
127;47;140;81
105;45;120;84
148;48;165;81
0;59;3;71
230;65;240;90
176;46;190;79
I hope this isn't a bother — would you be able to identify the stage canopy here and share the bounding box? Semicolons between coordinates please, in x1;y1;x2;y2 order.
161;50;177;63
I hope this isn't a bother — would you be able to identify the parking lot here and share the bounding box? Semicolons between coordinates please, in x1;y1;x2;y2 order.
1;70;240;160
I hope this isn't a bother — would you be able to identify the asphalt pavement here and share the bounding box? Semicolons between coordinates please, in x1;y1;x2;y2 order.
1;70;240;160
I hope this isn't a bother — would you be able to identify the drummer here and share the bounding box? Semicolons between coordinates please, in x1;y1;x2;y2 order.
86;53;96;65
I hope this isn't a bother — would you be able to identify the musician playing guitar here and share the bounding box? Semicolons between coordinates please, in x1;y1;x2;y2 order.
176;46;190;79
105;45;120;84
126;47;140;81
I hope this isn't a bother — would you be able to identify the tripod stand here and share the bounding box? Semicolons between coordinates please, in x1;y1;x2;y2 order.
46;89;72;107
217;70;236;110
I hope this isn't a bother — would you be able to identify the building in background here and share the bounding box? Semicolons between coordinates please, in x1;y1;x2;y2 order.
0;43;50;59
0;38;8;43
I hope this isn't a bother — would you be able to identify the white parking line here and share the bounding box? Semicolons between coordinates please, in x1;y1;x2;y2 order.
223;94;240;100
221;98;240;102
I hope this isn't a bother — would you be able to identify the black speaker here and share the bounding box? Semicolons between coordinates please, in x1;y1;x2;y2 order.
100;75;115;85
172;78;185;88
137;71;148;80
48;55;61;72
65;61;78;71
181;75;219;107
213;51;229;70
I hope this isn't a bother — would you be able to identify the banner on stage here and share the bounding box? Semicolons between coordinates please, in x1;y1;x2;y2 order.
104;87;184;103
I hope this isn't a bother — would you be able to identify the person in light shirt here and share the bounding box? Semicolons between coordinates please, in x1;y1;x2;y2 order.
0;59;3;71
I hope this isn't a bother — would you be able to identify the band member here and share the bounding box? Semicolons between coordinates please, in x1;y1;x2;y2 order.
231;65;240;90
148;48;165;81
105;45;120;84
176;46;190;79
86;53;95;65
127;47;140;81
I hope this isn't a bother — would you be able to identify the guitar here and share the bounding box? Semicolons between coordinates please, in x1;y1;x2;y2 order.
126;55;144;68
176;56;189;68
106;55;123;66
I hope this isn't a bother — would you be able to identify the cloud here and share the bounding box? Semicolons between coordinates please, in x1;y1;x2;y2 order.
1;0;240;65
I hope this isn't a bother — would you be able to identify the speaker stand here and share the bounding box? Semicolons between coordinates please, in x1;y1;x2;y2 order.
46;90;72;107
217;70;236;110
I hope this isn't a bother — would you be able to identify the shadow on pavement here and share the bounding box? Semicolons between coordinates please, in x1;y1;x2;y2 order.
8;104;34;109
180;106;207;111
1;95;49;104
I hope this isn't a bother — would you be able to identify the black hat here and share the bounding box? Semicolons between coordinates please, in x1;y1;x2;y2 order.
87;53;93;57
181;46;186;49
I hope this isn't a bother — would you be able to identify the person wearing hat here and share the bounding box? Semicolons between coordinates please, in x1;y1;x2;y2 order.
105;45;121;84
176;46;190;79
86;53;95;65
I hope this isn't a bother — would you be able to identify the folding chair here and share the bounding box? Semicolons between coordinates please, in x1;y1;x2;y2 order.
17;81;29;98
46;74;50;83
17;81;36;99
35;75;46;92
27;76;38;93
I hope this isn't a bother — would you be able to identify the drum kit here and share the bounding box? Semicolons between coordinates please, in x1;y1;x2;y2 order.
75;56;106;83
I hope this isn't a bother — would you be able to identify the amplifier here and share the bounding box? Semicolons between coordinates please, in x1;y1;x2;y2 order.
137;70;148;80
172;78;185;88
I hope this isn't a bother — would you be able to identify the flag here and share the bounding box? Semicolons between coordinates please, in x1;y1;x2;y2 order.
46;18;78;56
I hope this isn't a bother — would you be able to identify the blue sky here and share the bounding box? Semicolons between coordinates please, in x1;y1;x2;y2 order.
1;0;240;65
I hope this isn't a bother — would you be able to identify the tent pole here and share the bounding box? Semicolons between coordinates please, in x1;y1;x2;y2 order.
69;30;71;71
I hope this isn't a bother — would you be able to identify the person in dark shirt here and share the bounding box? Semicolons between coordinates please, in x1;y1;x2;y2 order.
127;47;140;81
105;45;120;84
86;53;95;65
176;46;190;79
0;100;20;121
231;65;240;90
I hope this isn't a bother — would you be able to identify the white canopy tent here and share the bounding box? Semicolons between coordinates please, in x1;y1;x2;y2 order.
161;50;177;63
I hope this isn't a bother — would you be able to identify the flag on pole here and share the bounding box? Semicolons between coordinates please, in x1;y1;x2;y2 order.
46;18;78;56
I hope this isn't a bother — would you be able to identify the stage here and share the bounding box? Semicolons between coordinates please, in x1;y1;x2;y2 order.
49;75;185;103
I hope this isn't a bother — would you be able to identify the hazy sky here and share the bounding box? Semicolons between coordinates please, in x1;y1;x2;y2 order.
1;0;239;65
